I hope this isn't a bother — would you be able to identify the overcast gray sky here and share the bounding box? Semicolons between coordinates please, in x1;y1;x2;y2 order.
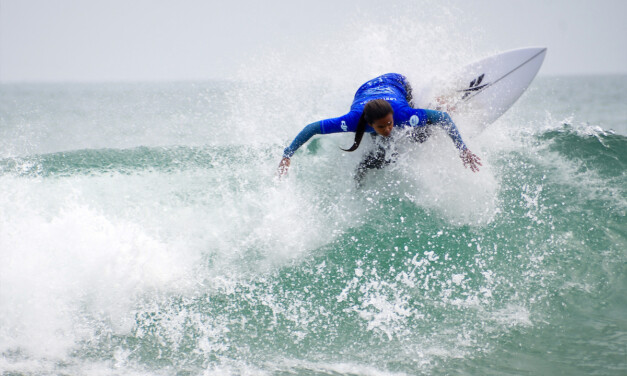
1;0;625;82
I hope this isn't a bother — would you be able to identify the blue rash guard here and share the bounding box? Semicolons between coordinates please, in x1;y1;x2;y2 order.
283;73;468;159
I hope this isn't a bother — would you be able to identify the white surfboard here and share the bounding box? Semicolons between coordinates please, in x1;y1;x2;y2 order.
417;47;547;126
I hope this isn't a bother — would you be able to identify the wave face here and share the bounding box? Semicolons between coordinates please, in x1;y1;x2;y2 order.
1;13;626;376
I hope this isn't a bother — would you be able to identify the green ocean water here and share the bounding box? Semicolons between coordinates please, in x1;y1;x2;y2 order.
1;74;626;375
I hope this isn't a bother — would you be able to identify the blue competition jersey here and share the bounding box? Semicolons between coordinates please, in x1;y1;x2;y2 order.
283;73;467;158
319;73;428;134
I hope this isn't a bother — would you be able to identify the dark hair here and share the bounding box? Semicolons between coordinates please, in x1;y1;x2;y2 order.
342;99;393;152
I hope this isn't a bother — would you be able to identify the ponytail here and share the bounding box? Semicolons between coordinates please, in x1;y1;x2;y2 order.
341;113;367;152
342;99;393;152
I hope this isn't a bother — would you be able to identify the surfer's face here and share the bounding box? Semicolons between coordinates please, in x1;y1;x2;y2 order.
371;112;394;137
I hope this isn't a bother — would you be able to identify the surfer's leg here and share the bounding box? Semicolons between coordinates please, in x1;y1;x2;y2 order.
403;79;414;107
354;135;397;185
355;146;387;185
409;126;433;143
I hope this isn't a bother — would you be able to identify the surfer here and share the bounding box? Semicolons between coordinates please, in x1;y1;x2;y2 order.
277;73;481;181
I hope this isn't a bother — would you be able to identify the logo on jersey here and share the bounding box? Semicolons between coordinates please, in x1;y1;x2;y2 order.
410;115;419;126
341;120;348;131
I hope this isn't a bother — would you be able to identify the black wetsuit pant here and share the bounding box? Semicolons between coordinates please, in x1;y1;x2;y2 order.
354;128;432;184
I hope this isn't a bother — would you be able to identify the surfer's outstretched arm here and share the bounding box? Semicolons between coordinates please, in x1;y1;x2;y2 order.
278;121;322;177
282;121;322;159
423;109;482;172
423;110;465;149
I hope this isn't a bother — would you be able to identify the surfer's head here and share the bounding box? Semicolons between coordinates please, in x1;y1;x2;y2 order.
342;99;394;152
366;100;394;137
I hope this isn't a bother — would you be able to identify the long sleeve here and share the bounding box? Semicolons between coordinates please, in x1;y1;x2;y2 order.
282;121;322;158
423;109;467;151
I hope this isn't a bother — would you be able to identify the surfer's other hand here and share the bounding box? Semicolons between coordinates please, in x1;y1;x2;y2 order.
460;149;482;172
277;157;291;178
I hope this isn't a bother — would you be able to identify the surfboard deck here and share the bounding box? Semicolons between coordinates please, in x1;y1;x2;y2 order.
417;47;547;127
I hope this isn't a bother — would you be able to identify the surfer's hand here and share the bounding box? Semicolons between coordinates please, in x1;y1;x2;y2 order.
460;149;482;172
277;157;291;178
